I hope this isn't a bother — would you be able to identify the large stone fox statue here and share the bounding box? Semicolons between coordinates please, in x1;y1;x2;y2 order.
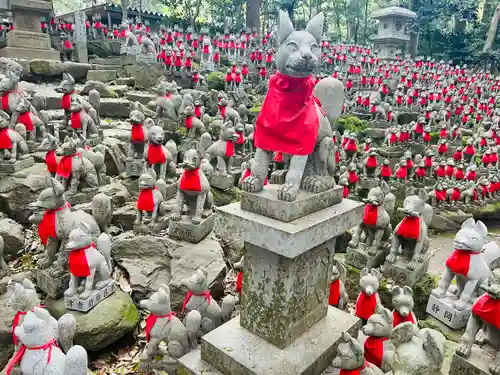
240;10;344;201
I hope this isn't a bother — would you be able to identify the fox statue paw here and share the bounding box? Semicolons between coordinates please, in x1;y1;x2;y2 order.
241;175;264;193
277;183;299;202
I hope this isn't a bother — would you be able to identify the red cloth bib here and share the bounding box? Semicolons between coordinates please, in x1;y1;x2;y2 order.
236;271;243;295
445;166;454;177
180;169;202;192
1;92;9;111
225;141;235;157
329;279;340;306
45;150;57;173
396;216;420;240
57;153;79;178
363;204;378;226
345;140;357;153
194;106;201;118
446;249;480;276
148;144;166;164
131;124;145;142
364;336;388;368
438;143;448;153
472;293;500;329
18;112;33;131
6;340;58;375
343;185;349;198
68;245;91;277
381;165;391;177
451;188;461;201
0;128;12;149
182;290;211;312
435;189;446;201
11;311;26;345
137;188;156;212
464;145;475;155
61;93;73;110
236;131;245;145
396;166;407;178
254;73;319;156
348;171;359;184
38;204;68;245
145;312;176;342
366;155;377;168
185;116;193;129
436;166;445;177
416;167;426;177
355;291;377;320
70;112;81;129
393;311;415;327
467;171;477;181
339;362;367;375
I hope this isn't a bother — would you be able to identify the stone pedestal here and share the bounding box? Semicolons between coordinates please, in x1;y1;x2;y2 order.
126;159;144;177
346;246;388;270
134;217;170;234
426;293;471;329
0;0;60;60
179;189;364;375
0;157;34;175
35;268;69;299
382;254;430;286
168;214;215;244
65;280;116;312
210;172;234;191
450;345;497;375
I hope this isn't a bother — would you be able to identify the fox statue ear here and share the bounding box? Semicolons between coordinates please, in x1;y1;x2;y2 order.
277;10;295;44
306;12;324;42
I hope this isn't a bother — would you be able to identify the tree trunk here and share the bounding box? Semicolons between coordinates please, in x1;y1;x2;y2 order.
234;0;243;29
408;0;419;57
246;0;262;30
193;0;202;28
121;0;128;22
483;4;500;52
363;0;369;44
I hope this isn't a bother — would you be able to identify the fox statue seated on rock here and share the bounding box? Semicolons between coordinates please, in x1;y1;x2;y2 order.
240;10;344;202
332;331;384;375
0;110;29;163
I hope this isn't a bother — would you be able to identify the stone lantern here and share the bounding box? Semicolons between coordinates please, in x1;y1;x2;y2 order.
371;0;417;60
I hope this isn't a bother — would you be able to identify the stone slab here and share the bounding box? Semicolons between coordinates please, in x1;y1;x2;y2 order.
241;185;343;222
35;268;69;299
169;214;215;244
449;345;496;375
125;159;144;177
136;54;157;64
0;46;59;60
215;199;364;259
210;173;234;190
426;293;471;330
178;307;361;375
65;188;99;206
133;217;169;234
345;246;388;270
0;157;34;175
65;280;116;312
382;254;430;286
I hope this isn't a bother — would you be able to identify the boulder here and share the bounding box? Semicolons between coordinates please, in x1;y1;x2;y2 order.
87;69;117;83
430;214;461;232
45;290;138;351
126;91;155;105
122;63;165;90
116;77;135;86
0;175;42;225
80;80;117;98
0;218;24;259
0;57;23;76
102;137;127;175
98;180;130;207
100;98;130;118
0;293;15;369
31;89;62;111
111;204;136;231
62;61;92;80
30;59;64;77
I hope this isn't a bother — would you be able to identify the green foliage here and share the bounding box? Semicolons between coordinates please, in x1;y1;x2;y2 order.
336;115;368;135
207;71;225;90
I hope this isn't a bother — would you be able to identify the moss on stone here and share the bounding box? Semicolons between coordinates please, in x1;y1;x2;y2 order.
212;186;240;206
248;106;262;114
207;71;225;90
419;316;464;342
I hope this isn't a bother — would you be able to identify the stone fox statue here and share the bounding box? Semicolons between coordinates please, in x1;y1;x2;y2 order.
0;70;38;116
240;10;344;202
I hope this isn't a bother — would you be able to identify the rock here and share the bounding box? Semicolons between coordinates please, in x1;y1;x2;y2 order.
87;69;117;83
207;71;225;90
0;57;23;76
107;84;129;97
17;81;37;94
98;180;130;207
335;231;352;253
364;128;386;139
103;128;129;142
0;293;15;369
100;98;130;118
125;91;155;105
111;204;136;231
62;62;92;80
102;137;127;175
116;77;135;86
418;316;464;343
445;210;473;224
80;80;117;98
0;218;24;259
430;214;461;232
45;290;138;351
30;59;64;77
442;340;458;375
122;64;165;90
111;232;226;309
468;202;500;222
31;89;62;111
211;186;240;206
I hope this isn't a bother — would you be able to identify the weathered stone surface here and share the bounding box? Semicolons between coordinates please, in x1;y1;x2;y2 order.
0;57;23;76
211;187;240;207
45;290;138;351
430;213;462;232
0;218;24;259
449;344;496;375
116;77;135;86
87;69;117;83
111;204;136;231
125;91;155;105
122;64;165;90
0;293;15;369
30;59;64;77
98;180;131;207
80;80;117;98
107;84;129;97
102;137;127;175
419;316;464;343
62;61;92;80
31;88;62;110
169;215;215;244
100;98;130;118
0;175;41;224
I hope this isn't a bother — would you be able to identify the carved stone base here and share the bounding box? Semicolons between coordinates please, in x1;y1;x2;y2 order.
241;185;343;222
232;155;243;168
65;188;99;206
35;268;69;299
64;280;116;312
345;245;388;270
358;177;380;191
382;254;430;286
169;214;215;243
134;217;169;234
164;181;178;201
450;345;498;375
140;353;179;375
0;157;34;175
210;173;234;190
426;293;471;329
86;137;102;146
125;159;144;177
0;45;60;61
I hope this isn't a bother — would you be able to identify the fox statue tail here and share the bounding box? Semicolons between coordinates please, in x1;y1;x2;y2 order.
314;77;345;125
64;345;88;375
91;193;112;233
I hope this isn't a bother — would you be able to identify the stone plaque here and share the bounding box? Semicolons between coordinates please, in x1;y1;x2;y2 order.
65;280;116;312
201;61;215;71
426;293;471;329
121;45;140;55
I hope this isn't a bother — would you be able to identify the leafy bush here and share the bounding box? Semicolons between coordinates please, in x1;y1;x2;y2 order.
336;115;368;135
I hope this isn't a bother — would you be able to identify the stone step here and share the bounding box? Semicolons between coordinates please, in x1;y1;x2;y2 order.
87;69;117;83
178;348;223;375
116;77;136;86
89;57;121;66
